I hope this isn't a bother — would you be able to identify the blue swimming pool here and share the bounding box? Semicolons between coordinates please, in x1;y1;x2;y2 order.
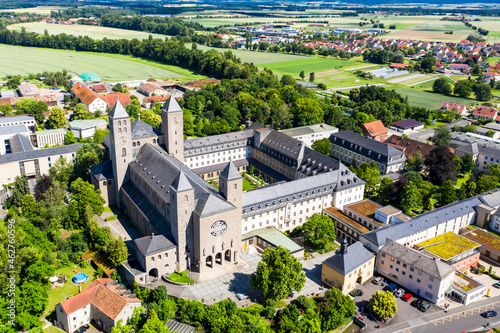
72;273;88;284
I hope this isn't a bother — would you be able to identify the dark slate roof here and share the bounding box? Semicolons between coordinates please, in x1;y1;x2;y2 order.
298;147;339;177
191;158;249;176
0;143;83;164
10;134;33;153
134;234;176;255
362;196;482;247
184;130;252;152
109;98;129;119
131;119;162;140
162;96;182;113
171;170;193;192
329;131;405;165
90;160;114;181
260;131;305;166
130;144;236;218
323;241;374;275
220;161;241;180
380;242;455;279
391;119;424;129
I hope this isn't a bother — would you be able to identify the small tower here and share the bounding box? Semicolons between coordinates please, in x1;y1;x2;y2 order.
109;97;132;207
169;170;194;272
162;97;184;163
219;161;242;210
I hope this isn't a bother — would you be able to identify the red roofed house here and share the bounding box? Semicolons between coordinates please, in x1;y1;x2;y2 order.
103;93;132;109
472;106;498;121
56;278;141;333
142;95;170;108
71;82;108;113
449;63;470;74
389;63;409;69
91;84;107;93
439;102;468;116
138;83;166;97
361;120;388;141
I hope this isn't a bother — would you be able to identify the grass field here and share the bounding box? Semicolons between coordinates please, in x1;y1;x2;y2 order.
8;22;171;40
257;57;361;75
0;44;205;81
0;6;65;14
196;45;309;64
394;87;476;109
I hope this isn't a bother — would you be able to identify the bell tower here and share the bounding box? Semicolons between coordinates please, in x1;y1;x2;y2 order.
162;97;184;163
109;97;132;207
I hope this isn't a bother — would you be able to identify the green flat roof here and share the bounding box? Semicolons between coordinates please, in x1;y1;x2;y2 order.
80;72;101;80
242;227;303;254
417;231;480;261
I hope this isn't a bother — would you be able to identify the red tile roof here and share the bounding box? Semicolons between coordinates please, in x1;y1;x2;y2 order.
144;95;169;104
138;83;162;94
104;93;132;108
439;102;467;115
361;120;387;138
71;82;105;106
473;107;497;119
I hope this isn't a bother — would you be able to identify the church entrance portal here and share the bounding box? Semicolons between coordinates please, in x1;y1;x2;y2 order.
225;250;231;262
215;253;222;265
148;268;158;283
206;255;213;268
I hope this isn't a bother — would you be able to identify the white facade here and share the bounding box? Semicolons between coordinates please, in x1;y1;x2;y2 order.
279;123;339;147
36;129;66;147
0;115;36;131
331;144;405;175
186;146;252;170
87;97;108;113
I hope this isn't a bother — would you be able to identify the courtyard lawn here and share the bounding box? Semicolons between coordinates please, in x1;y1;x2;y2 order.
258;57;361;75
242;177;256;191
393;88;476;109
455;174;471;188
168;271;195;284
0;44;206;81
46;265;97;316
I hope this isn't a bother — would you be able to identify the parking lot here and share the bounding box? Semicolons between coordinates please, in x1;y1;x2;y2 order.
350;275;442;332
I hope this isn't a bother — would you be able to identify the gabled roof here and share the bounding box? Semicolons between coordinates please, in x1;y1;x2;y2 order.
220;161;241;181
109;98;129;120
361;120;388;138
131;119;161;139
134;234;176;255
391;119;424;129
384;135;435;160
104;93;132;109
323;241;374;275
162;96;182;113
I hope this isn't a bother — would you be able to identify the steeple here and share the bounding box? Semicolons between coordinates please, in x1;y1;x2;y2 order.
340;238;348;254
109;96;128;119
162;96;182;113
171;169;193;192
161;97;184;163
220;161;241;181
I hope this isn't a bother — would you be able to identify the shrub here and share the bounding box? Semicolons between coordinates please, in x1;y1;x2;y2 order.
105;215;118;221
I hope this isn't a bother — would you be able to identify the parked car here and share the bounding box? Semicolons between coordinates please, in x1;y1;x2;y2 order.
373;277;384;285
482;310;498;318
350;289;364;297
419;302;432;312
394;288;405;298
387;283;398;293
236;293;249;300
493;282;500;289
411;298;423;308
402;293;412;302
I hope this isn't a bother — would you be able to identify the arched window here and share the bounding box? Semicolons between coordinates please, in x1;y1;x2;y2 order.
123;120;126;125
153;139;156;144
133;142;136;147
184;195;188;202
118;121;122;126
118;128;122;134
122;148;126;157
137;142;141;146
233;184;237;190
124;127;127;133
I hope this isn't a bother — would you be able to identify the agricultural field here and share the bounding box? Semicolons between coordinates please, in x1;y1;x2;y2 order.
0;6;65;14
8;22;170;40
0;44;205;81
394;87;477;109
257;57;361;75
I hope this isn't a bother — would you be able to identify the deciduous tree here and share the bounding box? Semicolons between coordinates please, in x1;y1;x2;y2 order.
47;106;67;129
311;138;331;156
369;290;397;319
301;213;336;249
432;125;452;146
425;146;457;185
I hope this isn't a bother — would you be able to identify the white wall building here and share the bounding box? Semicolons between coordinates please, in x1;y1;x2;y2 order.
35;128;66;147
0;115;36;131
279;123;338;147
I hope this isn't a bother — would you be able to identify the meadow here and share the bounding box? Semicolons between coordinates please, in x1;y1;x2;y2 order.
0;6;65;14
196;45;309;64
394;87;477;109
0;44;205;81
257;57;361;75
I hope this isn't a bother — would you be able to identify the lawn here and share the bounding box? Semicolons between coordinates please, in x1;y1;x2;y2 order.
46;265;97;316
242;177;256;191
168;271;195;284
393;88;476;109
258;57;361;75
455;174;470;188
8;22;171;40
0;44;205;81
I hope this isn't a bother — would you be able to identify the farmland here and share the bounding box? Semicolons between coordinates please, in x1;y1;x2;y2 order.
394;88;477;109
257;57;361;75
0;44;205;81
0;6;65;14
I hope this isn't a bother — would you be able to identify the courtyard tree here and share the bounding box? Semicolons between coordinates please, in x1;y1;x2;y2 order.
250;246;306;302
65;130;76;145
401;181;422;215
439;180;457;206
432;125;452;146
319;288;355;332
311;138;331;156
350;162;381;193
425;146;457;186
74;143;104;180
301;213;336;249
369;290;397;319
107;236;128;267
47;106;68;129
73;103;93;120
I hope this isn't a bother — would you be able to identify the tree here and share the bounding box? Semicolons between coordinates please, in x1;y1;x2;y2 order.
351;162;381;193
311;138;331;156
461;154;476;174
292;98;323;126
65;130;76;145
6;175;30;208
301;214;336;249
107;236;128;266
439;180;457;206
420;55;436;73
250;246;306;301
475;83;492;101
73;103;93;120
309;72;315;83
299;71;305;80
47;106;68;129
462;124;477;133
16;98;48;123
319;288;355;331
401;181;422;214
432;77;452;95
69;178;105;224
74;143;103;180
34;174;53;202
425;146;457;186
112;83;125;92
21;194;38;218
406;151;424;172
454;79;473;98
0;104;13;116
139;309;169;333
432;125;452;146
369;290;397;319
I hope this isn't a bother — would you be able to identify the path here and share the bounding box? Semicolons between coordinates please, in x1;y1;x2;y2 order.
406;76;438;87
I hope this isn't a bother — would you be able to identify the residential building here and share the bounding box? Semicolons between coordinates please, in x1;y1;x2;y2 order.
439;102;468;117
414;232;481;272
449;63;471;74
455;142;500;172
279;123;338;147
377;241;455;304
321;240;375;294
472;107;498;121
390;119;425;134
361;120;388;142
35;128;66;147
18;82;41;97
55;278;141;333
329;130;406;175
138;83;165;97
142;95;169;108
71;82;108;113
384;135;436;160
69;119;107;139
